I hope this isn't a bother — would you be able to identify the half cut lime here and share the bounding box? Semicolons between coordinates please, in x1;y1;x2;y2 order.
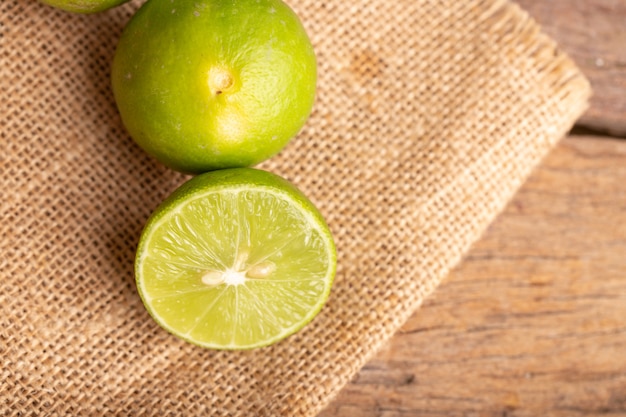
135;168;336;349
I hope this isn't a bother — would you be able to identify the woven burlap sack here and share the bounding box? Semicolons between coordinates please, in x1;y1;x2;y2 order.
2;0;590;415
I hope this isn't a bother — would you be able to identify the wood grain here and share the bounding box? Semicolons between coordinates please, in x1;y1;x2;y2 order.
320;135;626;417
515;0;626;136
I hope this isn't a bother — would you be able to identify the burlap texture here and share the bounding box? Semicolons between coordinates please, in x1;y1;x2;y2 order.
1;0;590;415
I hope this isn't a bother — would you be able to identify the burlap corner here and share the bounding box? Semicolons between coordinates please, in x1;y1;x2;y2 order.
1;0;590;415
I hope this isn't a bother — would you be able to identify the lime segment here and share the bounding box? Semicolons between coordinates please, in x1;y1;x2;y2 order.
135;168;336;349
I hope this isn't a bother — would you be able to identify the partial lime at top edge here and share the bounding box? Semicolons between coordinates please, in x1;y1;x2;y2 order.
135;168;336;350
112;0;318;174
38;0;129;13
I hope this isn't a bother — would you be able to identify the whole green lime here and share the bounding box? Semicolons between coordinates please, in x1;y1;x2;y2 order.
111;0;317;173
39;0;128;13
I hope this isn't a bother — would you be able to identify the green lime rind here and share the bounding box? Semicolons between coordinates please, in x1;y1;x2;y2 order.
135;168;336;350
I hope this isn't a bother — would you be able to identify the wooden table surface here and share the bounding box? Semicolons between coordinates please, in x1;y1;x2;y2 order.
321;1;626;416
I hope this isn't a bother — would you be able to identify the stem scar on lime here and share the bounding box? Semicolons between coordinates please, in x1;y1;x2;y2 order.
208;67;235;95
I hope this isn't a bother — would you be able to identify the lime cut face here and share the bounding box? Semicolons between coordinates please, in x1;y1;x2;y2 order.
135;169;336;349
